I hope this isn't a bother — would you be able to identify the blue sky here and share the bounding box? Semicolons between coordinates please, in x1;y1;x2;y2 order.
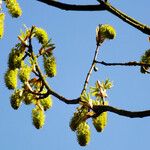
0;0;150;150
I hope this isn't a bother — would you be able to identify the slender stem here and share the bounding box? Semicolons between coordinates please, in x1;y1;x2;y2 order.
81;45;100;94
96;61;150;67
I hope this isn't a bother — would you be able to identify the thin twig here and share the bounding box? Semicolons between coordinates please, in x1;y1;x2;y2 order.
81;45;100;94
96;61;150;67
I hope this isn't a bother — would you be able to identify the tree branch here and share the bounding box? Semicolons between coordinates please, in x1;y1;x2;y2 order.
96;61;150;67
36;0;105;11
99;1;150;35
35;59;80;104
93;105;150;118
36;0;150;35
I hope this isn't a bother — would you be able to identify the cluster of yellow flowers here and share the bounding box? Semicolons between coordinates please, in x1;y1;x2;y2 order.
4;26;56;129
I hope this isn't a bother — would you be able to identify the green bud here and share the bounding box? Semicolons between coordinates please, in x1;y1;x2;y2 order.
34;27;49;44
76;122;91;146
19;64;31;83
43;55;57;77
96;24;116;44
10;89;23;109
4;0;22;18
0;13;5;39
69;106;88;132
32;107;45;129
4;68;18;90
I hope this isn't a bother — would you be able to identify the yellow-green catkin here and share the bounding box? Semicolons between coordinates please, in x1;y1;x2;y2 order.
5;0;22;18
8;47;24;69
43;55;57;77
22;91;35;105
76;122;91;146
0;13;5;39
40;95;53;111
19;64;31;83
96;24;116;44
92;101;108;132
34;27;49;44
69;107;88;132
32;107;45;129
4;68;18;90
10;89;23;109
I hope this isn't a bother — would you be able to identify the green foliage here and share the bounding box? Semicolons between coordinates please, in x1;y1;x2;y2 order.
0;13;5;39
4;0;22;18
76;122;91;146
32;107;45;129
4;68;18;90
140;49;150;73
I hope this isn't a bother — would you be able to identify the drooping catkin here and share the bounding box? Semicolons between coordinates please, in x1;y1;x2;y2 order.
76;122;91;146
4;0;22;18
